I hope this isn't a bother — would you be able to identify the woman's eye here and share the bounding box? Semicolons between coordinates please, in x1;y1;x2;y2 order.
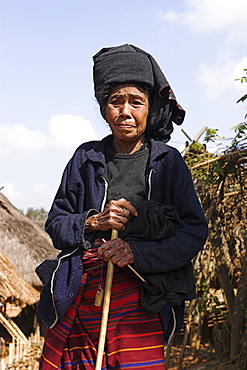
132;100;142;105
110;99;121;105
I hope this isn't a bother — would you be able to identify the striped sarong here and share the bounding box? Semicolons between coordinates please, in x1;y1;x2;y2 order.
40;241;165;369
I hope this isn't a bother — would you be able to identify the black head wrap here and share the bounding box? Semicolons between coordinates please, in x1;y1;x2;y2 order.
93;44;185;142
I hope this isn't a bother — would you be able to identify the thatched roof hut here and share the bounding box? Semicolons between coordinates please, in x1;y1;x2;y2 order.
0;252;40;343
0;252;39;308
0;192;57;287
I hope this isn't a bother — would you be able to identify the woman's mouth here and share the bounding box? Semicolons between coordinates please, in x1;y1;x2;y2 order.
116;123;134;129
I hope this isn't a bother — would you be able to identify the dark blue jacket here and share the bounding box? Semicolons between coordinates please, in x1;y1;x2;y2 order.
36;135;208;343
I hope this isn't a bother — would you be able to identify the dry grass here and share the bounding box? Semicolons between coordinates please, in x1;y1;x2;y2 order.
0;252;39;306
0;192;57;287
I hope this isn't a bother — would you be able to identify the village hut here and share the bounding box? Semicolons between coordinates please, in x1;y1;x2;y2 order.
0;251;40;343
0;192;57;288
0;252;39;309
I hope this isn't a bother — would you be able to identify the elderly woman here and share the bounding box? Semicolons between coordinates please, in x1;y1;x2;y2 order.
37;44;208;370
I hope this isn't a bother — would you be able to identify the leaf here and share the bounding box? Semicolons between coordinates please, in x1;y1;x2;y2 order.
236;94;247;104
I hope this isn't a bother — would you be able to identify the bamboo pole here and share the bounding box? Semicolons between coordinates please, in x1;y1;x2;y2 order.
16;338;20;361
95;228;118;370
0;312;28;345
1;358;5;370
190;148;247;169
9;342;13;364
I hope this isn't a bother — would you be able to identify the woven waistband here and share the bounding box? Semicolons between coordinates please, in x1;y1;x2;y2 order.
84;263;107;273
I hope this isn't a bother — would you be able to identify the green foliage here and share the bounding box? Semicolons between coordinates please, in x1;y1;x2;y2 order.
236;94;247;104
235;68;247;84
235;68;247;117
184;142;214;170
185;120;247;186
232;122;247;136
230;122;247;148
25;207;48;221
204;128;220;143
203;123;246;152
189;142;205;151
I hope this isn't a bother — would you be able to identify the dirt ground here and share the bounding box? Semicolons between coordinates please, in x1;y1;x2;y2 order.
166;344;216;369
167;344;243;370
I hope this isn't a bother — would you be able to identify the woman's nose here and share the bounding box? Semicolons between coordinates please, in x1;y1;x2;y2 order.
120;102;132;117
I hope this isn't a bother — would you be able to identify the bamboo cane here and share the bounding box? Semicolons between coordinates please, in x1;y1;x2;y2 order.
95;228;118;370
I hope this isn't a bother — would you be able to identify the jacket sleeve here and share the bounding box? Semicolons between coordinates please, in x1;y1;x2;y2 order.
45;154;98;250
129;149;208;273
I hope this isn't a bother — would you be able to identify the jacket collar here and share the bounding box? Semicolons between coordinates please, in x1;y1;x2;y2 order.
149;138;170;164
85;134;170;166
85;135;113;165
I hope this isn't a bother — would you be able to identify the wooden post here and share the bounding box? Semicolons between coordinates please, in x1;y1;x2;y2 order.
1;358;5;370
16;338;20;361
0;312;28;345
9;342;13;364
181;126;208;157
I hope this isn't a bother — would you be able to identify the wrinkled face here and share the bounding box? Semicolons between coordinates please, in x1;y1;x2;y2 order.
105;84;149;144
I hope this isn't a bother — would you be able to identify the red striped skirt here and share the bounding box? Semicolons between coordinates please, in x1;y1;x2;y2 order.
40;241;165;369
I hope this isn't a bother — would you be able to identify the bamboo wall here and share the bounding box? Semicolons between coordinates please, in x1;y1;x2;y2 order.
0;327;43;370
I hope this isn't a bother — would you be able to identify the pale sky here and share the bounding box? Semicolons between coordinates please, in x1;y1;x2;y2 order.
1;0;247;212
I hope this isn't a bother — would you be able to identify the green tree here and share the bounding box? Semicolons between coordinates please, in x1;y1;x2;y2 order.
235;68;247;107
25;207;48;221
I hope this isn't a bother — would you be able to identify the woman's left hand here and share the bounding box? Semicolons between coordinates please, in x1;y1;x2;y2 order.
98;238;134;267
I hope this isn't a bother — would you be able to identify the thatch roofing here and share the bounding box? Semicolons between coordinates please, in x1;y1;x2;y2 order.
0;192;57;287
0;252;39;306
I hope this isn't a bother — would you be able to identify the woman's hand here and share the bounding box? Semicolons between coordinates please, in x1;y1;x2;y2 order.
97;238;134;267
85;198;137;233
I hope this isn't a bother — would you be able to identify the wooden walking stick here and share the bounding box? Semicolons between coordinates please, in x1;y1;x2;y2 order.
95;228;118;370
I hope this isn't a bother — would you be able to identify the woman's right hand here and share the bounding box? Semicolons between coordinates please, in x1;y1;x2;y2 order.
85;198;138;233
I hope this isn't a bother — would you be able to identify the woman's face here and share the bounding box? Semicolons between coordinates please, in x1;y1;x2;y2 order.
105;84;149;145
